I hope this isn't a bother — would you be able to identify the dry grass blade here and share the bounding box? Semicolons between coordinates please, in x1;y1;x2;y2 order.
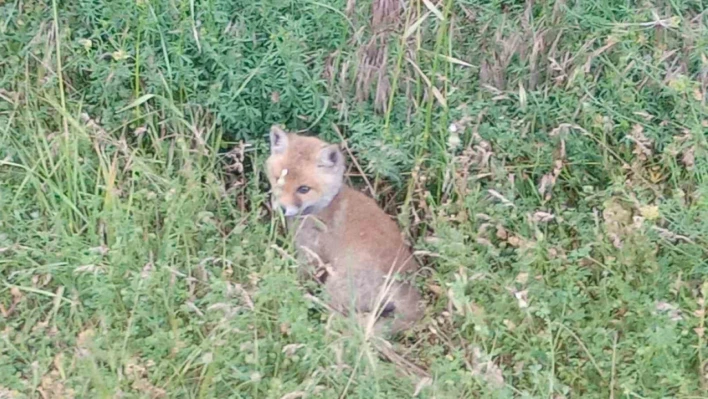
403;12;431;40
234;284;254;310
356;36;390;112
371;0;401;28
430;86;447;108
331;124;376;196
422;0;444;21
371;338;431;379
488;189;515;208
345;0;356;16
407;57;433;87
436;53;475;68
413;377;432;396
353;0;404;112
407;57;447;108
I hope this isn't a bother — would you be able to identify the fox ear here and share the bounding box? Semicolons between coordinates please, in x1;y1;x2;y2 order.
270;125;288;154
318;144;342;169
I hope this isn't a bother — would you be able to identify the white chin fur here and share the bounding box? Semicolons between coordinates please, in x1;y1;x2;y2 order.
283;206;300;217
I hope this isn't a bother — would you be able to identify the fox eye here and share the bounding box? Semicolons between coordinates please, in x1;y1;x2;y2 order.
296;185;311;194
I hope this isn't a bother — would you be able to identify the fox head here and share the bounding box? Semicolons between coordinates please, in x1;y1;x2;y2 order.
266;125;345;217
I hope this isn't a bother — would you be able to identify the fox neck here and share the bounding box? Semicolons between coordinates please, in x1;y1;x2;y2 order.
306;180;344;216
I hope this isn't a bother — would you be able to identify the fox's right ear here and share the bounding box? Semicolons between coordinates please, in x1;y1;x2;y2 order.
269;125;288;154
317;144;343;169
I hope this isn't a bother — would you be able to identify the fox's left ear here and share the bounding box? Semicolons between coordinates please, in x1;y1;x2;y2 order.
318;144;342;169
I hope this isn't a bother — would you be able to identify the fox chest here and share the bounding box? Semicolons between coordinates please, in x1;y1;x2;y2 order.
287;217;336;265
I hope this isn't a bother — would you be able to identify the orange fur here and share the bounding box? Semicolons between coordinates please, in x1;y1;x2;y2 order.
266;126;423;335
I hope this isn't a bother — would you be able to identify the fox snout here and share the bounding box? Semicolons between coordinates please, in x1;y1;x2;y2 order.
275;200;304;217
279;204;300;217
272;191;315;217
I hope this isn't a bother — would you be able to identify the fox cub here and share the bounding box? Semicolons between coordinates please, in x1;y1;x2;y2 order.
266;125;423;335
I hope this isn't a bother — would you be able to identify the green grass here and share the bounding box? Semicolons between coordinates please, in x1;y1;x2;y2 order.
1;0;708;397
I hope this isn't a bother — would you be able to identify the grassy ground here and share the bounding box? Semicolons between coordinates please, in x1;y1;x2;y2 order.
1;0;708;397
